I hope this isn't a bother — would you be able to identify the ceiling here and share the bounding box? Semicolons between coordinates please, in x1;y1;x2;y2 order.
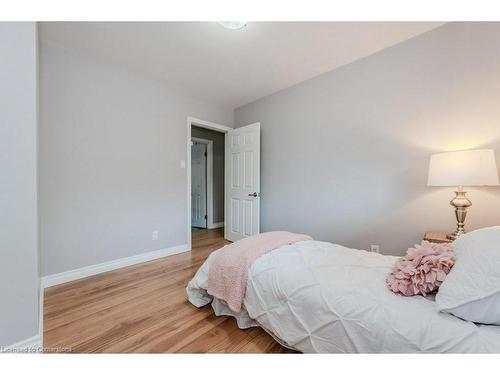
40;22;445;110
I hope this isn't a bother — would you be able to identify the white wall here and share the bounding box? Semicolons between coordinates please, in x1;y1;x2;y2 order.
0;22;40;346
40;41;233;276
235;22;500;255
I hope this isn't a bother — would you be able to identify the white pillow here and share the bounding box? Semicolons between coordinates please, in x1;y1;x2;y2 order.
435;226;500;325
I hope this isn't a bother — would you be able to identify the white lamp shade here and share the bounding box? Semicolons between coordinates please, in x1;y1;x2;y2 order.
428;149;499;187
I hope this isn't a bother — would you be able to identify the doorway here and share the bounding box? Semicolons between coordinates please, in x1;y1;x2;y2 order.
187;118;232;249
186;117;261;250
191;139;209;228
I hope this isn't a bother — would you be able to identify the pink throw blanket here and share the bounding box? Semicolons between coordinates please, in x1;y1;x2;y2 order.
207;231;312;313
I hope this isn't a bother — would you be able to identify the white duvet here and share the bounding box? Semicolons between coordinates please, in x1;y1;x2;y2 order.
187;240;500;353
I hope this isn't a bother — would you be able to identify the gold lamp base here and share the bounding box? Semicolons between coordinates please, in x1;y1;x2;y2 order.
447;186;472;240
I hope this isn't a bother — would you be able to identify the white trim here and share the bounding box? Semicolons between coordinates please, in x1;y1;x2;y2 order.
41;244;189;289
191;137;213;229
188;117;232;133
187;117;231;248
208;221;224;229
223;132;228;240
38;282;44;343
4;335;42;353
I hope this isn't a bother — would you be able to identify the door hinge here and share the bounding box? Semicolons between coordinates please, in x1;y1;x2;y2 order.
204;151;207;157
205;214;207;219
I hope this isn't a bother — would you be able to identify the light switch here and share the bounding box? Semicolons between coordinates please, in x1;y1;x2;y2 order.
180;160;186;169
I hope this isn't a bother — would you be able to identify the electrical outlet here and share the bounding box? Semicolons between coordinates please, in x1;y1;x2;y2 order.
152;231;159;241
370;244;380;253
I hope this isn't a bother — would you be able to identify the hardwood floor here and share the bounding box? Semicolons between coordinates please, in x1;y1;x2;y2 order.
43;228;293;353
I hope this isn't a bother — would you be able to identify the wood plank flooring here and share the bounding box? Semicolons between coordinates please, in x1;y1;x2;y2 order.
43;228;294;353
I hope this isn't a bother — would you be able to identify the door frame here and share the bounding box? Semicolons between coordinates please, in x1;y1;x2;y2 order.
187;117;232;249
191;137;213;229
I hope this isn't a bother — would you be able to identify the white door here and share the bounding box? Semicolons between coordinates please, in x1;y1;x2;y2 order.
225;123;260;242
191;142;207;228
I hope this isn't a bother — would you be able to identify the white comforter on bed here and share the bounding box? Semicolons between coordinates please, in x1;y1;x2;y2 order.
187;240;500;353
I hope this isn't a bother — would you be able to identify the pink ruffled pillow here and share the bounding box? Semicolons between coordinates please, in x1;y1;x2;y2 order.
386;241;455;296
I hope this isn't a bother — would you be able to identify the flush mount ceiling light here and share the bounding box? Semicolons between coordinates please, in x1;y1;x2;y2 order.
218;21;247;30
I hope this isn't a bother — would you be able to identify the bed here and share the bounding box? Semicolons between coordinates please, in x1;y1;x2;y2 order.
187;239;500;353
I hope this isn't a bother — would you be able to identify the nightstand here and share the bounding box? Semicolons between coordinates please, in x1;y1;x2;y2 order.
423;232;453;244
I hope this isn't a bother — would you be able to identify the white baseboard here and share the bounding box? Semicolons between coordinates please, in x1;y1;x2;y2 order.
208;221;224;229
3;335;42;354
41;244;190;289
38;282;44;345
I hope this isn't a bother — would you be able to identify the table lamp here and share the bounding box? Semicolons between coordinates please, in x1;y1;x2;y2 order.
427;149;499;240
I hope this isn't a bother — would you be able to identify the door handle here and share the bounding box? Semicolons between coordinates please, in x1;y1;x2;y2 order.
248;192;259;197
